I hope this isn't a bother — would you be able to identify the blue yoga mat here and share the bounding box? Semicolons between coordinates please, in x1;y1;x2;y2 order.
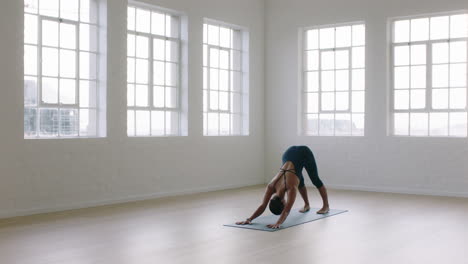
224;208;348;232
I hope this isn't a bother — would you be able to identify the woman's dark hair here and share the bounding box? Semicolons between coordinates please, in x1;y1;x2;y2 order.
269;195;284;215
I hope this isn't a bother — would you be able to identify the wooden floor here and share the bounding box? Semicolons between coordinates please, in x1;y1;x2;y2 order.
1;186;468;264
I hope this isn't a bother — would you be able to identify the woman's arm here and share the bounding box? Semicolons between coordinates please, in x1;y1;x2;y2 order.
236;185;275;225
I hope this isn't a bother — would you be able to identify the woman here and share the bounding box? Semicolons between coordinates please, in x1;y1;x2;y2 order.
236;145;329;229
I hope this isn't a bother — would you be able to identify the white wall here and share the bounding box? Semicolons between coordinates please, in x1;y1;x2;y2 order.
0;0;265;218
265;0;468;197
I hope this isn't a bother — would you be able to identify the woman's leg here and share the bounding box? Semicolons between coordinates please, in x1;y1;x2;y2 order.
298;186;311;213
316;186;329;214
303;147;329;214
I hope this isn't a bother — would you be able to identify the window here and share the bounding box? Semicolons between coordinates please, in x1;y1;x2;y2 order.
127;5;183;137
24;0;103;138
203;20;248;136
302;23;366;136
391;13;468;137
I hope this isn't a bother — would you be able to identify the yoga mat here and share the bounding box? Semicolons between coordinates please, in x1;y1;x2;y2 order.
224;208;348;232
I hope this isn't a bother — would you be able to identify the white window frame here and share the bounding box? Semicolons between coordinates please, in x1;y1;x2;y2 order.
127;3;183;137
24;0;102;139
300;22;366;136
203;19;248;136
390;11;468;137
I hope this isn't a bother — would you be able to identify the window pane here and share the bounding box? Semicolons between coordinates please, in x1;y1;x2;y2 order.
220;113;230;135
335;50;349;69
127;34;135;57
127;110;135;136
60;49;76;78
335;26;351;48
319;28;334;49
410;66;426;89
79;52;97;80
60;109;78;136
79;109;96;136
321;51;334;70
153;61;164;85
450;64;466;87
410;18;429;41
432;89;448;109
394;90;409;110
231;92;242;114
432;43;449;64
352;91;365;112
352;69;365;91
60;0;78;21
305;114;319;135
80;0;97;23
39;108;59;136
411;45;426;65
135;110;150;136
165;63;177;86
166;41;179;62
449;112;467;137
153;86;164;108
136;36;149;58
210;48;219;68
24;76;37;106
450;14;468;38
319;114;334;135
127;84;135;107
352;24;365;46
430;16;449;40
166;87;177;108
42;77;58;104
307;72;319;92
60;23;76;49
127;58;135;83
220;27;231;48
352;47;365;68
151;111;165;136
42;47;59;77
432;64;449;88
394;46;409;66
450;88;466;109
410;89;425;109
42;20;59;47
166;15;179;38
135;84;148;107
394;66;409;89
153;39;165;61
210;91;219;110
25;0;38;14
321;71;335;91
306;93;318;113
24;14;38;44
219;70;229;91
40;0;59;17
166;111;179;135
307;50;319;71
59;78;76;104
352;113;364;136
335;114;351;135
450;41;467;63
135;59;149;84
336;92;349;111
136;8;150;33
394;113;409;135
24;108;37;137
429;112;448;136
210;68;219;90
127;7;135;31
307;30;319;50
219;50;229;70
24;45;37;75
394;20;409;43
152;12;165;36
410;113;428;136
207;113;219;135
335;70;349;91
321;92;335;111
208;25;219;46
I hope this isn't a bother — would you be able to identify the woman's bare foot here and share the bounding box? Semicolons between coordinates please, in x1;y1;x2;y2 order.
299;204;310;213
316;206;329;214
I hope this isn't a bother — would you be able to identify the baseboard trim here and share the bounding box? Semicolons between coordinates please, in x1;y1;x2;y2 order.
326;184;468;198
0;182;263;220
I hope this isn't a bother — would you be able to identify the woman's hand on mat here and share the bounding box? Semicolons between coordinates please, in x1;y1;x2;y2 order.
236;219;252;225
267;223;281;229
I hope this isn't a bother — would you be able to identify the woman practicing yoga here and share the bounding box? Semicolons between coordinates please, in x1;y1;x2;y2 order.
236;145;329;229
